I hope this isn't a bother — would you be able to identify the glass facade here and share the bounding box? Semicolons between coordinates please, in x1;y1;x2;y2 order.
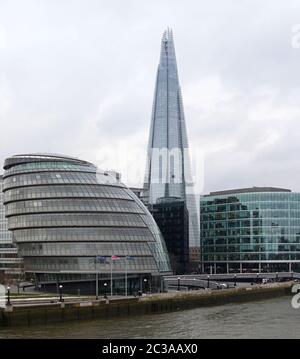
0;176;22;278
3;154;171;291
200;188;300;273
150;199;189;274
143;29;200;254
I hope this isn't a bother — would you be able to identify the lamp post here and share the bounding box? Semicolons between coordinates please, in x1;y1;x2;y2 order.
93;256;99;300
143;278;148;293
95;270;99;300
110;260;113;297
6;286;11;306
177;277;180;291
104;282;108;299
59;285;63;302
234;274;237;287
207;275;210;289
125;257;128;297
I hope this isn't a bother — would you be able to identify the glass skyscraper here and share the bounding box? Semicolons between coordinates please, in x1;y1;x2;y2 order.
143;29;200;257
201;187;300;274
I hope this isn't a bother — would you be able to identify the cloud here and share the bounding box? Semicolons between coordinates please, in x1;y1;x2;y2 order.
0;24;6;50
0;0;299;192
0;75;11;118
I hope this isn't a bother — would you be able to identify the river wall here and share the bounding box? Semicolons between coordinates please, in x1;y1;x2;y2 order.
0;282;293;327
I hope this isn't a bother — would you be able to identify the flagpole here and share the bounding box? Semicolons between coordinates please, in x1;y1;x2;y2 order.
96;271;99;300
125;257;127;297
94;258;98;300
110;258;113;297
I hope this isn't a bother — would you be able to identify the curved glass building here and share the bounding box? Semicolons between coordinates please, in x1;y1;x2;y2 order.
200;187;300;274
3;154;171;293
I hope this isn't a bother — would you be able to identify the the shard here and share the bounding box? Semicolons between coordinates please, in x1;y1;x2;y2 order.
143;29;200;259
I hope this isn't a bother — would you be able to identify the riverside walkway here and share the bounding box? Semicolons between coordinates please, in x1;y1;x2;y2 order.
0;281;295;327
164;272;300;288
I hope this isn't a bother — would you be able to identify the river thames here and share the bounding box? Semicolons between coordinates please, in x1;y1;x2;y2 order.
0;296;299;339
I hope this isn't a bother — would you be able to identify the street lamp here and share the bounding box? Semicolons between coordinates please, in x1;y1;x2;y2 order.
234;274;237;287
207;275;210;289
104;282;108;299
143;278;148;293
177;277;180;291
59;285;63;302
6;286;11;306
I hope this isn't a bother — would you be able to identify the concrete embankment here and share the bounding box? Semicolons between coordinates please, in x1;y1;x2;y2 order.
0;282;294;327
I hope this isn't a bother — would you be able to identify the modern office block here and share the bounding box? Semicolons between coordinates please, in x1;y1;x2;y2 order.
3;154;171;293
200;187;300;273
0;175;22;281
150;198;189;274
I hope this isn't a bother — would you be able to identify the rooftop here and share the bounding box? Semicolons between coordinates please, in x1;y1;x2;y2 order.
205;187;291;197
3;153;94;170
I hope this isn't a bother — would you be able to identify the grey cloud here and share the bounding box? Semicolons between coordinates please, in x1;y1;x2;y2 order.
0;0;299;193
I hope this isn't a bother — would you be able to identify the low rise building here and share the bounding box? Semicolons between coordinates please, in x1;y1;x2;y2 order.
201;187;300;274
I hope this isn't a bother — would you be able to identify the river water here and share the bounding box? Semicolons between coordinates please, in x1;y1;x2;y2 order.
0;296;299;339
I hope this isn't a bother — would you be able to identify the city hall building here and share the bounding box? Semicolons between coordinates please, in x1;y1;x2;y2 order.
200;187;300;274
2;154;171;294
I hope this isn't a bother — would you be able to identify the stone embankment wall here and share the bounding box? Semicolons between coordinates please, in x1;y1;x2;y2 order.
0;282;293;327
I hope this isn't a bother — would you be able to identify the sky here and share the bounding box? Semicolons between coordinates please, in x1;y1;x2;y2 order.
0;0;300;193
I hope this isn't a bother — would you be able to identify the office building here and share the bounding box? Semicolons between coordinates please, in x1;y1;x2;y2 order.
201;187;300;273
0;175;22;281
150;198;189;274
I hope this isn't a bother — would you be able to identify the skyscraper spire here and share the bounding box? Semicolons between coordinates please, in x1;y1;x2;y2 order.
144;29;200;255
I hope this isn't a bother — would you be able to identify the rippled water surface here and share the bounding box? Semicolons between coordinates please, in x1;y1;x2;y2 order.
0;296;299;339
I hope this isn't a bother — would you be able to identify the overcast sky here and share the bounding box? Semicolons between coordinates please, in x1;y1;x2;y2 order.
0;0;299;193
